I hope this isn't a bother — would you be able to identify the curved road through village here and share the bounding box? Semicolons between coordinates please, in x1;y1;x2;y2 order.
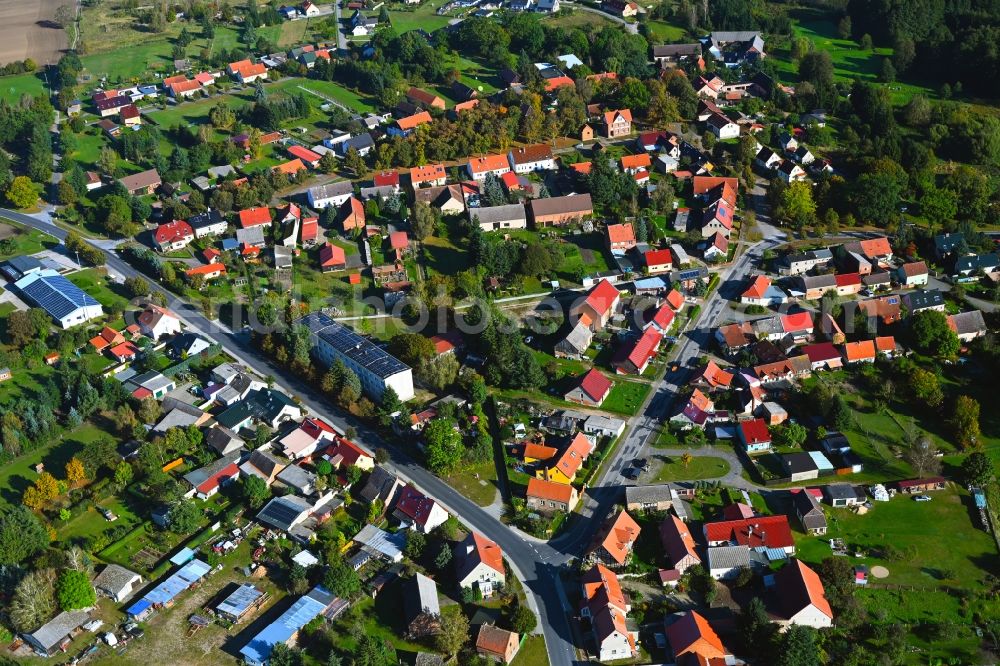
3;204;782;665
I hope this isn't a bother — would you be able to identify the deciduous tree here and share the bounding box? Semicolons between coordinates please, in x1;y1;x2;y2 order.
5;176;37;208
950;395;981;449
56;569;96;611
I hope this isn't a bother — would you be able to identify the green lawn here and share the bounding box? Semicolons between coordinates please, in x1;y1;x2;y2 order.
771;8;933;104
386;0;455;34
444;460;499;507
0;218;57;259
422;221;470;277
794;487;999;663
270;77;377;114
68;268;132;311
56;496;140;545
543;9;614;30
0;72;47;103
602;379;651;416
651;454;731;482
0;423;107;507
512;636;547;665
67;126;108;169
645;19;688;43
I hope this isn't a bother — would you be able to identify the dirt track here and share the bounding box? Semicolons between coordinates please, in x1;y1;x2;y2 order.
0;0;68;66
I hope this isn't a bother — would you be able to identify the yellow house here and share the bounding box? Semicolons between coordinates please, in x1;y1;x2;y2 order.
536;433;594;485
523;442;558;465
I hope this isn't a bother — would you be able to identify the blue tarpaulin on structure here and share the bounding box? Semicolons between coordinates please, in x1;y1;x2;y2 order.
126;598;152;618
240;586;334;665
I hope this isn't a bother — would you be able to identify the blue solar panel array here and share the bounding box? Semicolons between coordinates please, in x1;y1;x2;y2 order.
15;270;100;320
299;312;409;379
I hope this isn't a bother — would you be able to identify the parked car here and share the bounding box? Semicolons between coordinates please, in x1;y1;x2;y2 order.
913;495;932;502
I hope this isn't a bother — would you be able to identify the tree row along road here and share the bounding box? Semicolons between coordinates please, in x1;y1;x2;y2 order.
1;208;585;666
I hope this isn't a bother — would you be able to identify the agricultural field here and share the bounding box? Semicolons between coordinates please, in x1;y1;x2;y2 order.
0;0;68;67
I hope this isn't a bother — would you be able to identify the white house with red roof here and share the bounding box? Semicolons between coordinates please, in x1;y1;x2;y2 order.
703;514;795;553
740;275;787;306
612;327;661;375
455;533;506;597
238;206;272;228
580;564;637;662
738;418;771;453
466;154;511;181
137;303;182;340
153;220;195;252
564;368;613;407
326;436;374;471
279;417;337;460
771;559;834;629
606;223;636;251
393;485;449;533
183;454;240;500
571;279;620;331
288;145;322;168
701;199;735;238
643;303;676;336
644;248;673;274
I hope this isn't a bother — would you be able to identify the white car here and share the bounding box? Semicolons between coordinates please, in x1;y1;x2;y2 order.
913;495;932;502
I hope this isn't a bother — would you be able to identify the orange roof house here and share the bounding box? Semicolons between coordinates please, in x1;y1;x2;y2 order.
168;79;201;97
90;326;126;351
409;163;447;188
666;611;727;661
454;99;480;114
772;559;834;628
572;279;621;331
319;243;347;271
526;477;579;513
544;76;575;92
659;514;701;574
186;262;227;280
548;432;595;483
406;86;446;110
476;624;520;664
620;153;652;172
603;108;633;125
689;359;734;390
692;175;739;199
395;111;433;132
588;509;641;567
606;223;636;250
238;206;272;228
455;532;505;595
288;145;322;166
467;153;511;180
522;442;558;463
273;158;307;176
339;196;365;231
843;340;876;363
581;563;628;613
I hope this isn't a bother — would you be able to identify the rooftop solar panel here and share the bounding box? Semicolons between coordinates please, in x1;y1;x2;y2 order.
299;313;409;378
16;271;100;320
